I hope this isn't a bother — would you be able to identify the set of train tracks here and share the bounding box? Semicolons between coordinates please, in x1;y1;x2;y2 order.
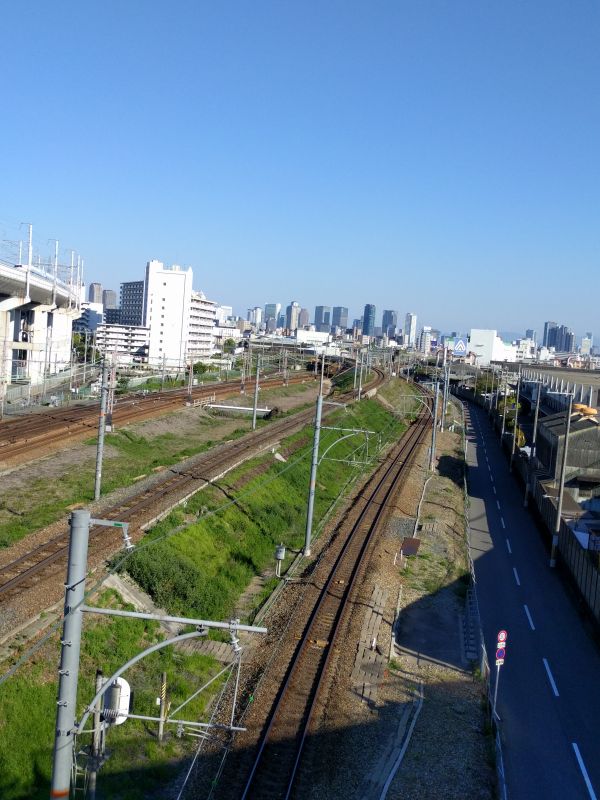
220;391;431;800
0;373;312;466
0;369;386;607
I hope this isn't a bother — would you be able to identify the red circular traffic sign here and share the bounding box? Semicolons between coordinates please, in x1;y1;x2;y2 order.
496;648;506;660
498;630;508;642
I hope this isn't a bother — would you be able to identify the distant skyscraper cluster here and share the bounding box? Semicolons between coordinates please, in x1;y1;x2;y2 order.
543;321;575;353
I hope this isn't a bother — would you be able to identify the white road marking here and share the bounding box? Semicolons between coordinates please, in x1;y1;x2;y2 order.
488;465;492;474
493;486;497;494
524;604;535;630
543;658;560;697
496;500;501;510
572;743;597;800
513;567;521;586
506;539;512;554
500;517;506;529
490;474;494;483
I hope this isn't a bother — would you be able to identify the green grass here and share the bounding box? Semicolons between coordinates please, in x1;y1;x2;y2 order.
124;399;407;622
0;590;223;800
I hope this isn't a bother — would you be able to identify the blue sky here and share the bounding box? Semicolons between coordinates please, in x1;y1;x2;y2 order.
1;1;599;337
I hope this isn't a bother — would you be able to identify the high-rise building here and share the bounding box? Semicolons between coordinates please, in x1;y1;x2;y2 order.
419;326;433;354
332;306;348;330
143;259;193;366
404;313;417;347
299;308;310;328
264;303;281;325
286;301;300;332
314;305;331;332
382;310;397;338
247;307;262;327
363;304;376;337
543;321;557;348
120;280;145;325
581;335;593;356
525;328;536;342
88;282;103;303
102;289;117;309
188;290;217;360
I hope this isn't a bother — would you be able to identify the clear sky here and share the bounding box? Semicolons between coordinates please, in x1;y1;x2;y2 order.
1;1;599;338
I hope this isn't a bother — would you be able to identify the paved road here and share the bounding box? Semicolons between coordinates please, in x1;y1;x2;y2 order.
464;402;600;800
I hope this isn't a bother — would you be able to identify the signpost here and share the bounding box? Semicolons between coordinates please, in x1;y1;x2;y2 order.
493;629;508;719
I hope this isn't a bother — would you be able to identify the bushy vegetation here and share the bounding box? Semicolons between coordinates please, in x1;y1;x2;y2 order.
0;590;222;800
124;399;406;621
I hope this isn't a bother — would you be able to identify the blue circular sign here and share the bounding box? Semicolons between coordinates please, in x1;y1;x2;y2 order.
496;648;506;659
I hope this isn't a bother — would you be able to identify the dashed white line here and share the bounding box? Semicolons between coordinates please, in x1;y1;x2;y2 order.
506;539;512;554
572;743;597;800
542;658;560;697
493;486;497;495
490;474;494;483
524;604;535;630
500;517;506;529
513;567;521;586
496;500;501;510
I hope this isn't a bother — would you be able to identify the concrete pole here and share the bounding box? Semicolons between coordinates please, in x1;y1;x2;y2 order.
510;369;521;471
525;382;542;508
50;509;91;799
551;394;573;568
353;353;358;390
187;357;194;402
88;668;104;800
94;361;109;501
251;354;260;431
158;671;167;743
488;370;495;414
501;377;508;438
358;352;364;400
430;380;439;471
304;387;323;557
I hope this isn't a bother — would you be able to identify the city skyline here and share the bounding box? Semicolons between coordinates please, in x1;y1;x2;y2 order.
2;3;599;335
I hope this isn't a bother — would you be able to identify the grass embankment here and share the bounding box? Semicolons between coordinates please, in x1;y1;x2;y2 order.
124;396;409;623
0;383;315;549
0;590;222;800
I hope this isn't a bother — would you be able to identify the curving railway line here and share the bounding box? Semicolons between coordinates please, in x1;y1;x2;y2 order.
0;368;387;607
219;390;432;800
0;372;313;466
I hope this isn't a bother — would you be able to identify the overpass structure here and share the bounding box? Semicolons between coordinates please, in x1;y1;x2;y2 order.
0;255;82;407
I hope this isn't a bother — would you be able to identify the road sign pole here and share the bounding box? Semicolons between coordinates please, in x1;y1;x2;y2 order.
492;664;501;719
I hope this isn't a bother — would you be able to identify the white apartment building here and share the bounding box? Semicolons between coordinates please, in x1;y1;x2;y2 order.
143;260;193;368
188;290;217;361
95;324;150;364
419;325;433;354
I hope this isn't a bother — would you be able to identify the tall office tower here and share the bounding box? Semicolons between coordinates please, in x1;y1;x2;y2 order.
102;289;117;309
286;301;301;332
555;325;575;353
88;282;103;303
247;307;262;326
382;309;397;338
581;333;593;356
314;305;331;332
525;328;536;342
299;308;310;328
543;321;557;348
143;259;193;366
277;312;286;329
363;304;376;337
120;280;145;325
404;312;417;347
332;306;348;330
264;302;281;326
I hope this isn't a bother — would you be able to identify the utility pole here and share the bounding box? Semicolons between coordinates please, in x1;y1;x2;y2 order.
158;671;168;743
51;509;91;799
353;350;359;390
524;381;542;507
509;368;522;471
501;375;509;438
488;370;496;415
251;354;260;431
187;357;194;403
430;379;439;471
358;352;364;400
88;668;104;800
551;393;573;568
304;356;325;557
94;361;109;501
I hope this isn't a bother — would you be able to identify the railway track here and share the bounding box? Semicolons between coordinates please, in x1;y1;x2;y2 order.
227;393;431;800
0;369;386;605
0;373;313;465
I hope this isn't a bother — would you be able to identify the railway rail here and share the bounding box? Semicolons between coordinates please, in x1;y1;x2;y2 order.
0;368;386;606
0;373;313;465
222;391;431;800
